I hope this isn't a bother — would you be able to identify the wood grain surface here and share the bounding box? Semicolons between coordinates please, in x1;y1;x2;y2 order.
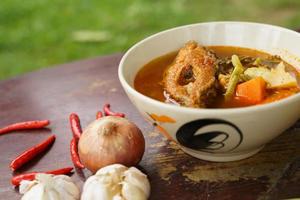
0;53;299;200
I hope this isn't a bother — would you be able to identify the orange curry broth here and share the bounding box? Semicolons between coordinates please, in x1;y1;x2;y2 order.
134;46;300;108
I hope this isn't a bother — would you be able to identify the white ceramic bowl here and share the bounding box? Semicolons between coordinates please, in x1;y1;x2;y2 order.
118;22;300;162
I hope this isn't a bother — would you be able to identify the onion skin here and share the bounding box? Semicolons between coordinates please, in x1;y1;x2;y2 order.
78;116;145;173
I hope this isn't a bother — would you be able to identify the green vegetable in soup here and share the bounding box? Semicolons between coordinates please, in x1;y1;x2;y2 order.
224;55;245;100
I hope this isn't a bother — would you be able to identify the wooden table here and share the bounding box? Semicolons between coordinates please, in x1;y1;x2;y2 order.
0;53;299;200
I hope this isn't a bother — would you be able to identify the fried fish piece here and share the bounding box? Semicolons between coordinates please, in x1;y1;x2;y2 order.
163;41;217;108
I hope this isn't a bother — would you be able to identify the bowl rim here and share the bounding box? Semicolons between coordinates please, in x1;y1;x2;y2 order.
118;21;300;114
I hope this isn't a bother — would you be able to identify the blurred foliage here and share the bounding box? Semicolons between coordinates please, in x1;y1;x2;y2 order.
0;0;300;80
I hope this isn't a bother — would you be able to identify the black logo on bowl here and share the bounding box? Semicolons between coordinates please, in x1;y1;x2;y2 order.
176;119;243;152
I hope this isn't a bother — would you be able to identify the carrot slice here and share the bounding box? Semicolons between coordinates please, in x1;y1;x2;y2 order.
236;77;266;104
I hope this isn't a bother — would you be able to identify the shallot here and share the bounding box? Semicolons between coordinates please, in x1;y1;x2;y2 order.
78;116;145;173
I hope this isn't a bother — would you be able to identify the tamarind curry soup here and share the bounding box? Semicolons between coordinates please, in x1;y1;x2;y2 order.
134;42;300;109
120;22;300;162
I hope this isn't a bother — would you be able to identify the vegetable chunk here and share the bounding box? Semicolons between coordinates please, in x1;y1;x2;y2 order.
236;77;266;104
244;62;297;89
224;55;244;100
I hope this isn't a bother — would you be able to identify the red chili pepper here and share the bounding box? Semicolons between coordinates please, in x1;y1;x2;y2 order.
70;138;84;169
0;120;50;135
11;167;74;186
69;113;82;141
103;104;125;117
96;111;103;119
10;135;56;171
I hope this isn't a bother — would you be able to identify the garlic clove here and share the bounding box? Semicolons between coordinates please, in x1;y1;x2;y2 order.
21;183;45;200
96;164;128;176
19;180;38;194
123;167;150;197
112;195;124;200
122;181;147;200
96;164;128;184
81;178;118;200
48;189;60;200
54;176;80;200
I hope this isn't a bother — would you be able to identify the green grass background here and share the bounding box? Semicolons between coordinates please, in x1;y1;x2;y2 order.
1;0;300;80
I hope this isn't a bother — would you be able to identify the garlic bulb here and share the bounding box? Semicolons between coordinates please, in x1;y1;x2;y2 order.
81;164;150;200
19;174;80;200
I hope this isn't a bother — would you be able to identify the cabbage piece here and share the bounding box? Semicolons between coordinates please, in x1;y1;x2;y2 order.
244;62;298;89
